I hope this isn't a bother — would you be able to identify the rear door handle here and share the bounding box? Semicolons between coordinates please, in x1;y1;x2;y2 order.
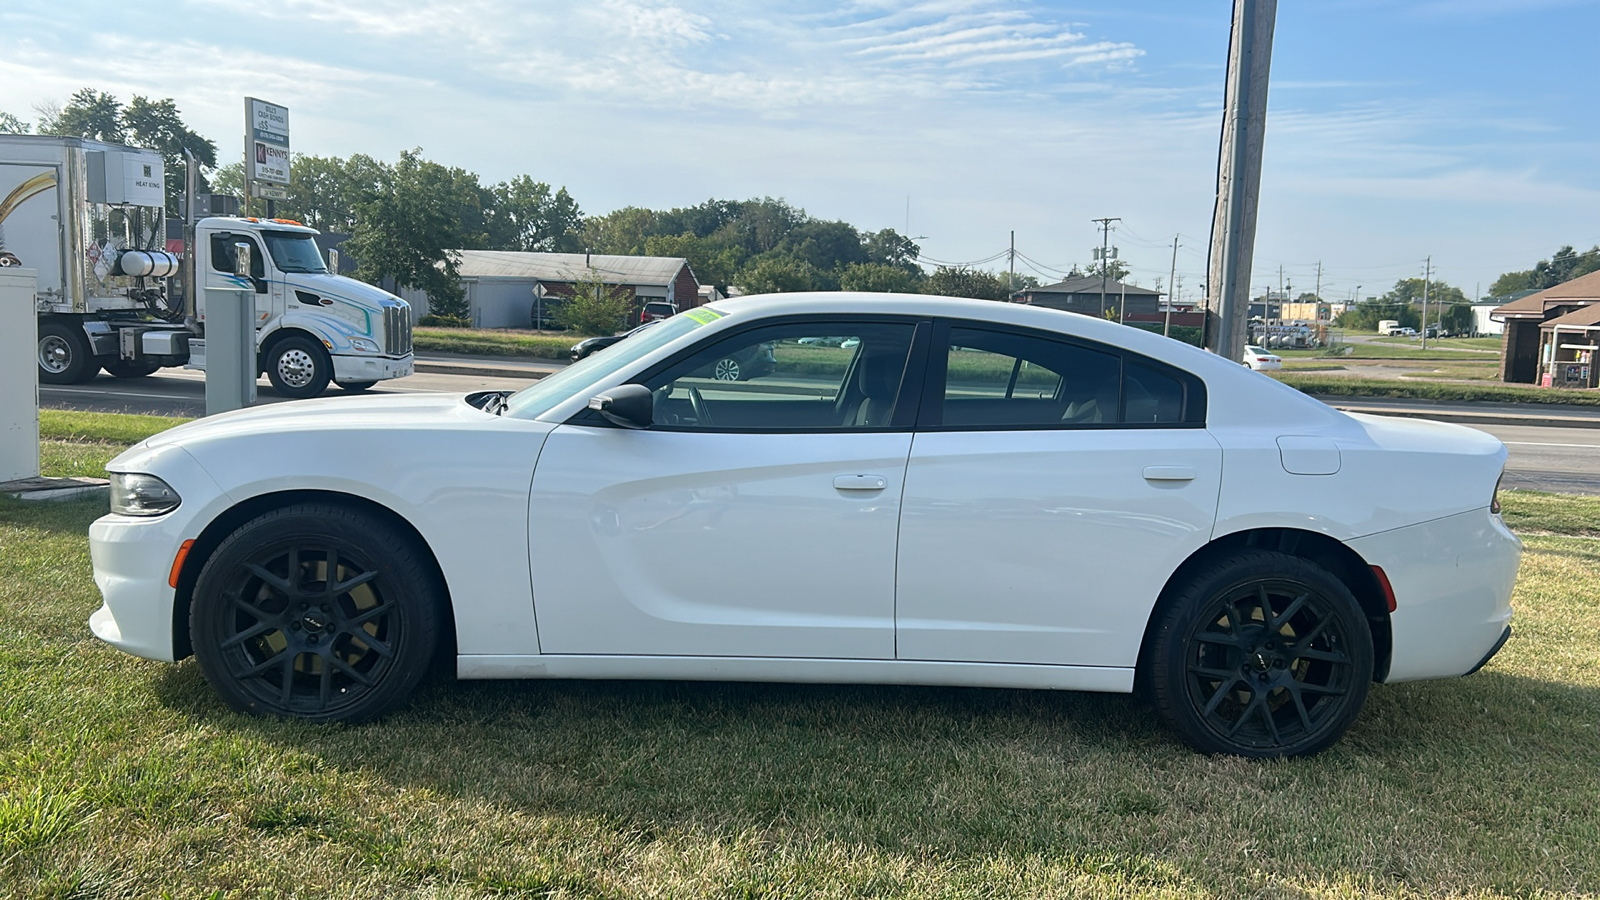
834;474;888;491
1142;466;1197;482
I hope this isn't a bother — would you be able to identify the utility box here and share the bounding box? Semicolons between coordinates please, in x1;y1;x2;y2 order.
0;267;40;482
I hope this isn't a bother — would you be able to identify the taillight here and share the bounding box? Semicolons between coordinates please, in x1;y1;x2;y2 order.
1491;471;1504;514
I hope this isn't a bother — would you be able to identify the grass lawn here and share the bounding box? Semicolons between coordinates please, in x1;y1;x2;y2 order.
414;327;577;360
0;413;1597;896
1274;373;1600;406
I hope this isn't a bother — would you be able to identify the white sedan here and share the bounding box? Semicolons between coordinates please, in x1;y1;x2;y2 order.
1244;345;1283;370
89;294;1519;758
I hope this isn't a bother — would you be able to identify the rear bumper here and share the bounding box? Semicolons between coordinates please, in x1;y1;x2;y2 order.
1348;507;1521;682
332;352;413;384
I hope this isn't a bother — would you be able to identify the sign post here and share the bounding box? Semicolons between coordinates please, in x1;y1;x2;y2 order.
243;97;291;217
0;268;40;484
203;244;259;416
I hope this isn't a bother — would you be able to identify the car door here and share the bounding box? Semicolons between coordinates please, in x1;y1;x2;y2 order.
895;322;1222;669
528;317;926;660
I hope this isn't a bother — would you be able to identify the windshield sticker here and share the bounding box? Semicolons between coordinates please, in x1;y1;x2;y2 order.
684;307;725;326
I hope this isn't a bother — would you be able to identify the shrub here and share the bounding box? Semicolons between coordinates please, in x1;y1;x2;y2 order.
418;314;470;328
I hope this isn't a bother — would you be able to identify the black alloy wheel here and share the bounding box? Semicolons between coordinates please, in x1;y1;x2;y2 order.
1149;550;1373;758
191;504;440;722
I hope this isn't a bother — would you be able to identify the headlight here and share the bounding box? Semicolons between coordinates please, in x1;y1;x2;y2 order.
110;473;182;517
349;337;379;352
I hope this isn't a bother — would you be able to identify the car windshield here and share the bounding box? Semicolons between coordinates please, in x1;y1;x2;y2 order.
503;309;720;420
262;231;328;274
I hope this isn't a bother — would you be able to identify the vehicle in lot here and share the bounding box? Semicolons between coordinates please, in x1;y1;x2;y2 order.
1378;319;1400;336
1243;345;1283;371
89;293;1519;757
569;320;657;361
3;135;412;397
640;300;678;324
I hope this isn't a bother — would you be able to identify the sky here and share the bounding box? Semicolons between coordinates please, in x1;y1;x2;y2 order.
4;0;1598;302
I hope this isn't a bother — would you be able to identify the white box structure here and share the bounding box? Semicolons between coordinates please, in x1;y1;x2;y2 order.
0;267;40;483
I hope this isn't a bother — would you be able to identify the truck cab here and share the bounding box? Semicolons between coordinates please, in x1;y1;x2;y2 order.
194;217;413;397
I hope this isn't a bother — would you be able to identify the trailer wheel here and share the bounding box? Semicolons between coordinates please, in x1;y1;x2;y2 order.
38;322;100;384
265;334;332;399
104;360;161;379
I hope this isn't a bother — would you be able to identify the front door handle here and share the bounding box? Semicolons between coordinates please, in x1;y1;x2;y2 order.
834;474;888;491
1142;465;1197;482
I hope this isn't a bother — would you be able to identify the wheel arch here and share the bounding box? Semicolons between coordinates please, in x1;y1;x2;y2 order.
1136;527;1394;688
170;489;454;661
256;325;328;374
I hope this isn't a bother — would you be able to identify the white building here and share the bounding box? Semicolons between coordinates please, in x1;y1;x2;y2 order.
402;251;701;328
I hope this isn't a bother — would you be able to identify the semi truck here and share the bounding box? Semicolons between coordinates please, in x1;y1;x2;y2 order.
0;134;413;398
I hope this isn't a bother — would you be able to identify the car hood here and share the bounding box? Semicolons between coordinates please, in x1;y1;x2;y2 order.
139;393;484;452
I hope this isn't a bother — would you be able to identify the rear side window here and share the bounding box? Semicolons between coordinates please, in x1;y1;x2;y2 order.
931;323;1204;429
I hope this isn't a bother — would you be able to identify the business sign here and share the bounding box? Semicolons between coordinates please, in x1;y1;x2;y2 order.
246;97;291;186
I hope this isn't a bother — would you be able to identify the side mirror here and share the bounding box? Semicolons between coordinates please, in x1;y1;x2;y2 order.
588;383;653;429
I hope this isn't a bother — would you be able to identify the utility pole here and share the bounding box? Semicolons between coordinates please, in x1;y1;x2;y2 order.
1165;234;1180;336
1204;0;1278;362
1314;261;1322;300
1420;256;1432;349
1118;278;1127;324
1008;230;1016;300
1092;217;1120;318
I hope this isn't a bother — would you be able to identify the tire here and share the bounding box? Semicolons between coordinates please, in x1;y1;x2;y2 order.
337;380;377;393
104;360;161;379
264;334;332;399
712;356;742;381
38;322;100;384
190;503;442;723
1147;549;1373;758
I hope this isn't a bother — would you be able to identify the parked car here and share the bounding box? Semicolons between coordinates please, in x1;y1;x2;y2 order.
89;293;1519;758
569;321;658;362
1243;345;1283;371
700;341;776;381
641;301;678;324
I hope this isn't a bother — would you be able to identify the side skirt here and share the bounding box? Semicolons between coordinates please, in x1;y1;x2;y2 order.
457;654;1134;693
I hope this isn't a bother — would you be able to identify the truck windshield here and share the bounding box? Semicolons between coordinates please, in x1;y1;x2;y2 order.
262;231;328;274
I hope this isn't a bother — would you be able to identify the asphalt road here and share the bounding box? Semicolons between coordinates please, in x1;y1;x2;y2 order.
41;368;1600;495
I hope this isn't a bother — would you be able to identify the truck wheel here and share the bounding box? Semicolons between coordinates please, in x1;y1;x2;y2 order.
265;335;332;399
104;360;161;379
38;323;100;384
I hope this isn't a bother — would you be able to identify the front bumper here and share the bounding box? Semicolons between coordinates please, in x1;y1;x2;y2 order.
89;512;191;662
333;352;414;384
1348;507;1521;682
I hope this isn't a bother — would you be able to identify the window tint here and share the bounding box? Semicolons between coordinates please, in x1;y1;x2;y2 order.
644;322;916;431
209;234;264;279
941;328;1120;427
1123;361;1185;424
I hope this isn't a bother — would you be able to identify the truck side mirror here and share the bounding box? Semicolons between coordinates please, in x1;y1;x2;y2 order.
587;384;653;429
233;242;265;294
327;248;339;272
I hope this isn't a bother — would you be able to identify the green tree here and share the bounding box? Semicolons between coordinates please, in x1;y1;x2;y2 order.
737;254;823;294
862;229;922;271
1383;277;1465;308
1335;300;1419;332
644;233;743;293
1490;245;1600;295
1438;303;1475;336
211;161;244;200
49;88;124;141
0;110;31;134
926;266;1011;301
554;267;632;335
486;176;584;252
839;262;924;293
346;150;478;318
280;154;362;232
584;207;658;255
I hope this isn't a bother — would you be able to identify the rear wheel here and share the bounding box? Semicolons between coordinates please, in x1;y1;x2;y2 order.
104;360;161;379
265;334;332;399
190;504;441;722
1148;550;1373;758
38;322;100;384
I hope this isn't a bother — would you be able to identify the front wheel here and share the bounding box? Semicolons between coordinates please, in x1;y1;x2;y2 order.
38;322;100;384
712;356;742;381
264;334;332;399
1147;550;1373;758
190;503;442;722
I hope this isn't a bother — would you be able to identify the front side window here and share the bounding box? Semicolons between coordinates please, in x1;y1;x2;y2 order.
209;234;264;279
643;322;916;430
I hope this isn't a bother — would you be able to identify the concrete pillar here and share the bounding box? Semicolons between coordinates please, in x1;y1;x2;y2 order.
0;268;40;483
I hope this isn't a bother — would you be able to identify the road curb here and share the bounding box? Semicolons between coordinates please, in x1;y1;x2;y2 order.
414;359;561;379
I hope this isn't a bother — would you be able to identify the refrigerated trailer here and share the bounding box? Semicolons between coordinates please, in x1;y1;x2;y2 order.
0;134;413;398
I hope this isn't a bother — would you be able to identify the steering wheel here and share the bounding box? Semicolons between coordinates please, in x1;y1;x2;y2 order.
688;385;713;426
